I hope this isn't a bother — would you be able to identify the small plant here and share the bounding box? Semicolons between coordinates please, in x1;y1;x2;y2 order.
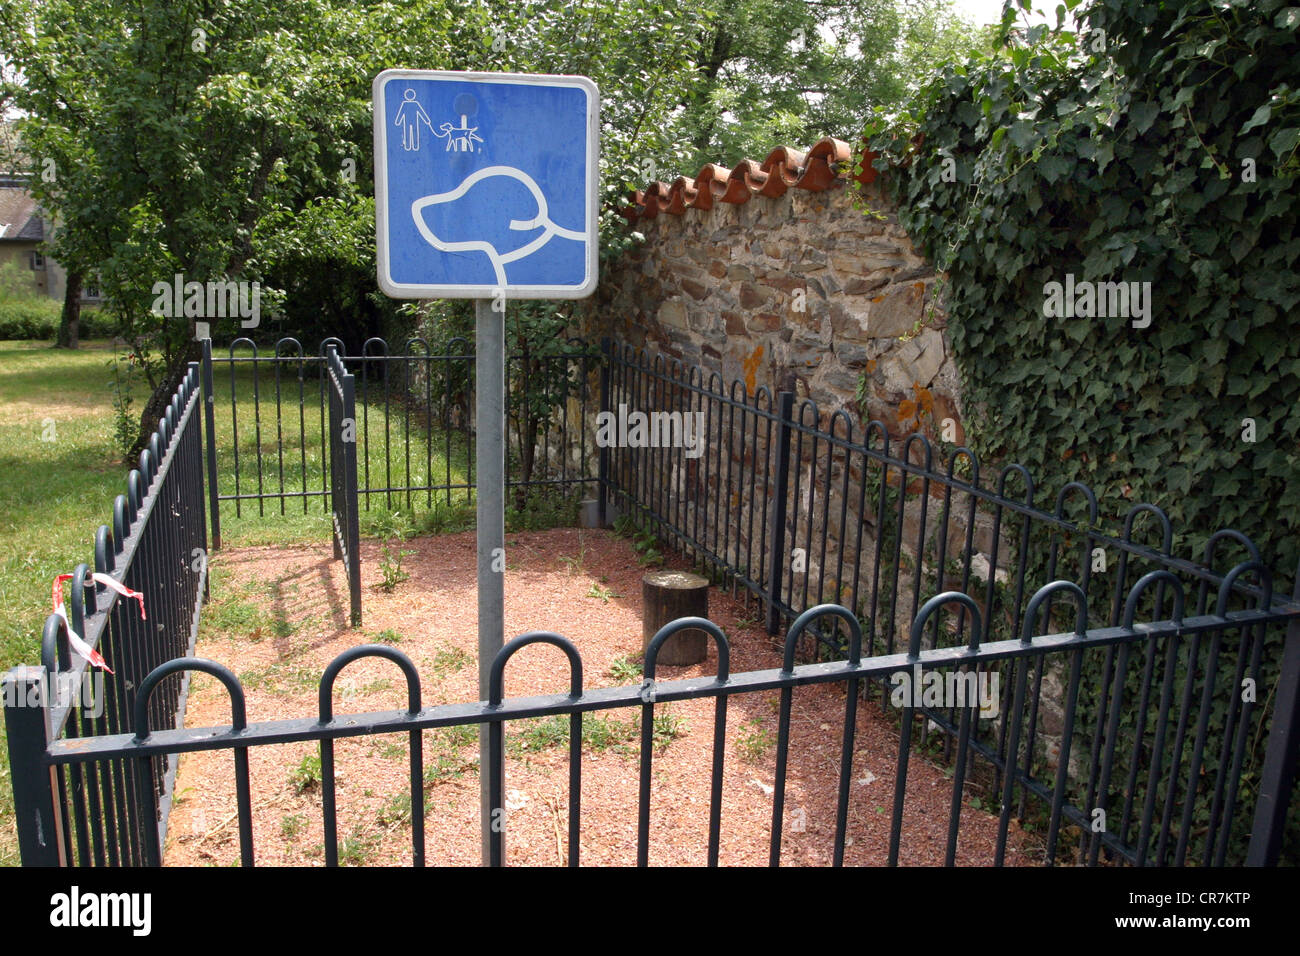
649;708;687;751
377;542;414;591
431;646;471;675
280;813;306;839
377;793;414;828
416;500;476;535
107;349;137;463
373;628;404;645
558;533;589;575
632;529;663;567
337;826;381;865
736;719;774;763
424;753;470;784
290;752;323;794
435;723;478;749
586;583;619;603
607;654;643;684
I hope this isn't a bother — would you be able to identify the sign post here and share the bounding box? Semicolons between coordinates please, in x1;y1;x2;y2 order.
373;69;599;864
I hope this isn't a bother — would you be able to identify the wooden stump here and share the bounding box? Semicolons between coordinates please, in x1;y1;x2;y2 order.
642;570;710;666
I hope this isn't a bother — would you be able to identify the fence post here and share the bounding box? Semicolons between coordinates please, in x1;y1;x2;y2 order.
201;338;221;552
2;666;63;865
765;391;795;635
343;363;362;627
597;337;612;528
1246;560;1300;865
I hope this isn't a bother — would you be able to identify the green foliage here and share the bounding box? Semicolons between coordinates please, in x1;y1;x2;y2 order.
735;718;774;763
860;0;1300;863
370;510;414;591
607;653;643;684
0;295;118;340
509;707;685;756
676;0;983;171
290;752;323;794
431;645;472;676
585;583;619;603
377;543;413;592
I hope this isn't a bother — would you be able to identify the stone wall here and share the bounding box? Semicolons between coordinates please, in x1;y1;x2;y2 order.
580;174;965;448
570;157;1073;772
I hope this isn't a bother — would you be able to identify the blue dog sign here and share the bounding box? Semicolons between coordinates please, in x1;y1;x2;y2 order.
373;69;600;299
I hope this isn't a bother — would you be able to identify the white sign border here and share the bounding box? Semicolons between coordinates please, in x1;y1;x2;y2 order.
373;69;600;300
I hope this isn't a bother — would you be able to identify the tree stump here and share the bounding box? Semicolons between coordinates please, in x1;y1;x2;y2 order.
642;570;710;666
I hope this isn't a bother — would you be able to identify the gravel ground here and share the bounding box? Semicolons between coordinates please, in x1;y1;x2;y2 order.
164;526;1032;866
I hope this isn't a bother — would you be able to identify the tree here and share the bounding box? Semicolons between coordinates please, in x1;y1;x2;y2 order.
673;0;982;170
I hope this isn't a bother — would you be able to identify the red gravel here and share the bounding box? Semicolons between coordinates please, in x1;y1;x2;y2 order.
163;527;1033;866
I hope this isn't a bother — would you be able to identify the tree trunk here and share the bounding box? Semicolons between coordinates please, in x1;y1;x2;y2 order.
56;270;81;349
642;570;710;666
127;345;199;463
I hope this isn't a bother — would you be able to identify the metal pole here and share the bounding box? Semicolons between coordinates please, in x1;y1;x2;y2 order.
201;338;221;552
766;391;795;635
1246;558;1300;865
476;298;506;864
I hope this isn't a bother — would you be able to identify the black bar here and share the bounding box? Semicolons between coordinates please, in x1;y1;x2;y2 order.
1246;564;1300;865
766;391;795;635
201;339;221;551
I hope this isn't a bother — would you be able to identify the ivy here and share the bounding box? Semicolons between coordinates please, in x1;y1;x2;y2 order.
857;0;1300;863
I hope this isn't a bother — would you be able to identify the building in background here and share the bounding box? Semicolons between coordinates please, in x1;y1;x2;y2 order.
0;173;100;304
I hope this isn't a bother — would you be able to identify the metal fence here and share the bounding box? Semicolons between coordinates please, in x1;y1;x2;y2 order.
326;345;362;627
201;336;600;539
599;341;1300;866
3;362;209;865
6;340;1299;867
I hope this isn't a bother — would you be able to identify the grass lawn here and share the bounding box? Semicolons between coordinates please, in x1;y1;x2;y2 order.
0;339;481;865
0;339;127;865
209;348;476;546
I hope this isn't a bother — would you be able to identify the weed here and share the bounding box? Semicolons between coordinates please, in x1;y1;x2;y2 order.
435;724;477;749
378;742;406;760
586;583;619;603
416;500;476;535
377;793;414;827
290;753;323;794
431;645;472;675
507;708;685;757
736;719;774;763
424;753;471;784
558;533;589;575
650;708;687;751
607;654;643;684
207;598;266;634
373;628;404;645
270;615;298;639
377;543;414;591
632;529;663;567
337;826;381;865
280;813;306;839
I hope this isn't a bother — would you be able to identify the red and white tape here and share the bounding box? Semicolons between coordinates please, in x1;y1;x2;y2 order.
50;572;147;674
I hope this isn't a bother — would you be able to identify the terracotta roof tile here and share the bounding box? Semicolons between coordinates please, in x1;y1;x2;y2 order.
620;137;877;223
